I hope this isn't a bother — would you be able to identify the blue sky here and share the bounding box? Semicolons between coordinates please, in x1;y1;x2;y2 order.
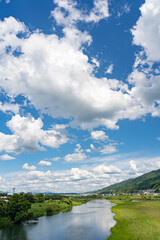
0;0;160;193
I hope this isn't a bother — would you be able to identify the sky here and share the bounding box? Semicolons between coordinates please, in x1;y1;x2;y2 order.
0;0;160;193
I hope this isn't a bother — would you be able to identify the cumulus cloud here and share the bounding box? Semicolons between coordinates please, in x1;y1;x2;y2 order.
93;164;121;174
2;155;160;193
0;12;143;131
38;160;52;167
85;0;109;23
64;144;86;162
91;130;108;141
22;163;36;171
1;161;122;193
100;144;117;155
0;115;68;154
0;154;15;160
132;0;160;61
128;0;160;118
129;160;138;171
0;102;19;114
0;0;159;134
52;0;109;27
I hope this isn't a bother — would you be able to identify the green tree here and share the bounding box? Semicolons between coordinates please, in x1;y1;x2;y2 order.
35;193;44;203
24;193;35;203
0;199;7;217
46;206;54;216
6;194;31;223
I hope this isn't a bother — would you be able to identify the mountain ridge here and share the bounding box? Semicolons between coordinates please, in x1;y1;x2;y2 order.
97;169;160;194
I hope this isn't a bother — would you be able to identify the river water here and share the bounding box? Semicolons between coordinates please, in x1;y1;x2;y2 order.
0;199;116;240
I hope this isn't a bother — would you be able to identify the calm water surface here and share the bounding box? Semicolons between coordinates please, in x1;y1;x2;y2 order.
0;199;116;240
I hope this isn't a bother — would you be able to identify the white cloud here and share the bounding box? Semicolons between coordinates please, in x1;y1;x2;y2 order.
91;130;108;141
0;115;68;154
127;0;160;119
91;57;100;67
0;1;160;133
90;143;98;152
53;124;67;130
64;152;86;162
52;157;61;161
2;154;160;193
0;102;19;114
105;64;113;74
22;163;36;171
71;168;94;181
52;0;109;27
93;164;121;174
100;144;117;155
86;149;91;153
132;0;160;61
0;16;144;131
128;70;160;106
38;160;52;167
129;160;138;171
1;161;122;193
0;154;15;161
64;144;87;162
85;0;109;23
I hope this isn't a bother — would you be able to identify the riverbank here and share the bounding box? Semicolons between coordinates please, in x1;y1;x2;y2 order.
0;194;96;228
108;199;160;240
29;195;96;219
0;199;115;240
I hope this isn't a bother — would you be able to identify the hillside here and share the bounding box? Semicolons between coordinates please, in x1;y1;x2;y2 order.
97;169;160;194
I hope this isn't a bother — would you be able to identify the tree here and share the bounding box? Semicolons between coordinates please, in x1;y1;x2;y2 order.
0;199;7;217
35;193;44;203
6;194;31;223
46;206;54;216
24;193;35;203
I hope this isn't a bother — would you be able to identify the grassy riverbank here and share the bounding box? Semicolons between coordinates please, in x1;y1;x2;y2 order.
29;197;72;218
0;194;96;228
108;200;160;240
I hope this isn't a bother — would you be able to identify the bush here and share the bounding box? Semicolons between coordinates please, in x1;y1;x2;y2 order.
46;207;54;216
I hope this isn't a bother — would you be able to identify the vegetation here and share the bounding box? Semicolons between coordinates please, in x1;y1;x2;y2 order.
97;169;160;194
29;196;73;219
0;193;33;228
0;193;96;228
71;195;97;206
108;199;160;240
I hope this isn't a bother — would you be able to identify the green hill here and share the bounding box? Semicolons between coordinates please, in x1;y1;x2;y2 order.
97;169;160;194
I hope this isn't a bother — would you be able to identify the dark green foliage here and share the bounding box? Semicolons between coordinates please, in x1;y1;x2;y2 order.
51;195;63;200
34;193;44;203
24;193;35;203
0;199;7;217
97;169;160;194
6;194;31;223
46;206;54;216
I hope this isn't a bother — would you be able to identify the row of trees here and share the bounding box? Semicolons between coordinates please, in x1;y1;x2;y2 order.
0;193;71;224
0;194;32;223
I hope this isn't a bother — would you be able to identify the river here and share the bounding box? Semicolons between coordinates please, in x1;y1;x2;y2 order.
0;199;116;240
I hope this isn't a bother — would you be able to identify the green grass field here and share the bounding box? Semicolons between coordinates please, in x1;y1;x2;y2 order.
109;200;160;240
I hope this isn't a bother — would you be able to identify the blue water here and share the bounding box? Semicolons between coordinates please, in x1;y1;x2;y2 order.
0;199;116;240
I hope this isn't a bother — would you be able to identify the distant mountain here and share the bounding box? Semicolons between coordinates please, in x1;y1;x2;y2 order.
97;169;160;194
